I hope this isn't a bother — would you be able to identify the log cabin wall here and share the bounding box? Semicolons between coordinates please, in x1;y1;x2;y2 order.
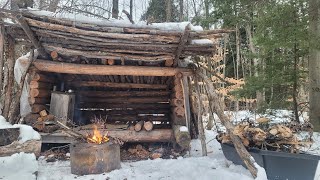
26;68;179;130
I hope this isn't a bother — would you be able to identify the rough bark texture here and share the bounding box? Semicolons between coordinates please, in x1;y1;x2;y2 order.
0;23;4;101
2;36;14;119
112;0;119;19
309;0;320;131
198;71;258;178
0;139;41;157
30;59;192;77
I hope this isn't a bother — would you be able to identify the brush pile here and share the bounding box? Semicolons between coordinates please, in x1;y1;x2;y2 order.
217;118;314;153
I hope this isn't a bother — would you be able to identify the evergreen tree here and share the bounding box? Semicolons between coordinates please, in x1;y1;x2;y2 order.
141;0;179;22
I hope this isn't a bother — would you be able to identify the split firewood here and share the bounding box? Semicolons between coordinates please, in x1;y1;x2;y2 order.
39;110;48;117
143;121;153;131
134;121;144;132
256;117;270;124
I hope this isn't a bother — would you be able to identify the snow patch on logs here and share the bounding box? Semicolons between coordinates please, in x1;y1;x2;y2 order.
0;116;40;143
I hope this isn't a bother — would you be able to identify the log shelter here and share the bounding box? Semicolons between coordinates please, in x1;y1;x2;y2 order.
0;9;226;148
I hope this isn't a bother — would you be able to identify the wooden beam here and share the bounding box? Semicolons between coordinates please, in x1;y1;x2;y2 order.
77;90;170;97
174;24;191;66
181;76;191;130
14;14;47;57
68;81;167;89
40;129;173;143
31;59;193;76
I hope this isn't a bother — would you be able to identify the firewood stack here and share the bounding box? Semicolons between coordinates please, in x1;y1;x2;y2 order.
217;119;313;153
28;69;55;108
24;108;59;133
170;73;186;126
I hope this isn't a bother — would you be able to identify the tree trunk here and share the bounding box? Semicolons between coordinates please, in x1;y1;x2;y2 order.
112;0;119;19
198;71;258;178
0;23;4;104
245;24;265;109
48;0;60;12
179;0;184;21
2;36;15;119
166;0;172;22
309;0;320;131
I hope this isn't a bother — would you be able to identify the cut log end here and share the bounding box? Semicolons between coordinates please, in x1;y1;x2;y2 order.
134;121;144;132
173;125;191;149
143;121;153;131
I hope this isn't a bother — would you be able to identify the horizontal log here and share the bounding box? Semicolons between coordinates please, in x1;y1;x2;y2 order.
29;72;56;83
82;113;169;121
77;90;170;97
29;88;51;98
31;59;193;76
28;97;50;104
29;80;53;89
79;97;169;103
0;139;42;157
79;103;170;109
40;129;174;143
25;18;179;43
68;81;167;89
78;109;170;115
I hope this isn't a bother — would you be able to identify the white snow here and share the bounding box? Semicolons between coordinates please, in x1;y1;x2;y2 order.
2;110;320;180
191;39;214;45
180;126;188;132
0;152;38;180
0;115;41;143
27;9;205;32
14;52;39;117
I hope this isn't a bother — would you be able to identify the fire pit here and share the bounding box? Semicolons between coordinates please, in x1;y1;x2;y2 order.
70;126;121;175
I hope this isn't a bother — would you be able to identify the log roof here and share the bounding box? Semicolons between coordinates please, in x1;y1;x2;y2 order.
0;9;231;67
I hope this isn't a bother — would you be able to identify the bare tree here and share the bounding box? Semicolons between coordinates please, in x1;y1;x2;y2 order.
166;0;172;22
112;0;119;19
309;0;320;131
179;0;183;21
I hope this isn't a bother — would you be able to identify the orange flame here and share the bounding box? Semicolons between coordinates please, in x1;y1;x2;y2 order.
87;125;109;144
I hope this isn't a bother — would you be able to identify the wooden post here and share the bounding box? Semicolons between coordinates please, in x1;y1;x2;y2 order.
173;125;191;149
174;24;190;66
0;23;4;101
198;71;258;178
15;13;47;57
194;76;207;156
2;36;15;119
181;76;191;130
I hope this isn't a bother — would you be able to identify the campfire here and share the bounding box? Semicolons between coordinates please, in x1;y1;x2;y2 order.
70;125;121;175
86;126;109;144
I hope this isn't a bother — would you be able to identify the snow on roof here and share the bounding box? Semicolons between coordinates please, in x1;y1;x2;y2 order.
27;8;204;32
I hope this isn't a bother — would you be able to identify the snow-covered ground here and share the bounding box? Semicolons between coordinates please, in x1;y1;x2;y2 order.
1;110;319;180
